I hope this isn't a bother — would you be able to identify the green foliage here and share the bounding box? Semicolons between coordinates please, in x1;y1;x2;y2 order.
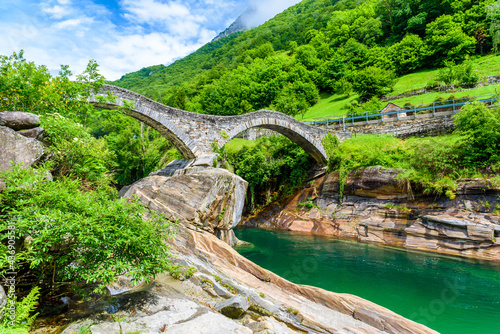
88;112;181;186
298;198;319;210
41;114;117;188
0;51;106;127
388;34;428;75
225;136;313;209
0;286;40;333
325;133;480;198
434;61;479;87
425;15;477;65
453;101;500;166
0;165;174;294
352;67;396;100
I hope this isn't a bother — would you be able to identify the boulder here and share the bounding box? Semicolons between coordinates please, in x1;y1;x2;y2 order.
0;126;44;172
0;285;6;320
0;111;40;130
120;167;248;233
215;295;250;319
17;127;45;140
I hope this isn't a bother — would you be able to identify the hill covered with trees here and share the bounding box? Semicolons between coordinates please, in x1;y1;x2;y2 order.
113;0;500;117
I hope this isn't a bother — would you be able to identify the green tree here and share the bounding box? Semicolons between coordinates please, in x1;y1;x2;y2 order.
0;165;174;294
487;1;500;52
352;66;396;100
453;101;500;166
425;15;476;65
388;34;428;74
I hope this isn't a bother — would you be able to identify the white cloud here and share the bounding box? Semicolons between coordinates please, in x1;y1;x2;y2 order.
0;0;302;81
54;17;93;29
97;32;208;79
243;0;302;27
122;0;192;23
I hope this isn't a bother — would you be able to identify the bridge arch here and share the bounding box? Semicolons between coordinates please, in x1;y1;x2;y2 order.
90;85;328;164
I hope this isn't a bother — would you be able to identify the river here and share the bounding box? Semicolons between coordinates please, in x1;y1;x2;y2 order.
234;228;500;334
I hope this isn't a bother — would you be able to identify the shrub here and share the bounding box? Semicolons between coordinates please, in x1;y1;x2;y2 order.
352;66;396;101
41;113;117;188
454;102;500;166
0;286;40;333
0;165;174;294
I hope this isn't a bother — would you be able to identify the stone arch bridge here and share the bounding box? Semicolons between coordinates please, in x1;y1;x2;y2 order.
90;85;328;164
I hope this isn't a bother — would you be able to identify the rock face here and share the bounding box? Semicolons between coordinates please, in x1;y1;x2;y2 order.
0;111;46;191
0;111;40;130
243;167;500;261
0;125;44;172
120;166;248;238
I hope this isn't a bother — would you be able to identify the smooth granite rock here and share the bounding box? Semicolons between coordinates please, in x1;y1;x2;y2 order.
215;295;250;319
120;167;248;233
0;125;44;172
0;111;40;130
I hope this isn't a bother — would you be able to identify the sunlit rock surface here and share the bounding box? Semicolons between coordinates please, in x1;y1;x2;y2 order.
119;165;248;238
52;224;437;334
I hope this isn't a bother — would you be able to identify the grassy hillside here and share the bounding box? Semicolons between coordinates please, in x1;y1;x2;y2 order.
302;54;500;119
113;0;497;120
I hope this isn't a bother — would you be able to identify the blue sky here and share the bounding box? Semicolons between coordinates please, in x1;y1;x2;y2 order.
0;0;301;80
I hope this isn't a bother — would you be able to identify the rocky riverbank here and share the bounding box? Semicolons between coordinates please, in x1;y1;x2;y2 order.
33;223;438;334
243;166;500;261
30;163;438;334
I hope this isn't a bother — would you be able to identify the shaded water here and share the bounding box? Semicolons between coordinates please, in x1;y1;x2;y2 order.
234;228;500;334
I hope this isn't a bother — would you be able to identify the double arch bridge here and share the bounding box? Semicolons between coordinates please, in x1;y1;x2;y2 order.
90;85;328;164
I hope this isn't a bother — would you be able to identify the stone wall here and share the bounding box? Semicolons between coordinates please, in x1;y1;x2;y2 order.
326;112;455;138
234;128;278;140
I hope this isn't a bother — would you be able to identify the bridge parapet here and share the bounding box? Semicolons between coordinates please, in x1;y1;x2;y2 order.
90;85;328;164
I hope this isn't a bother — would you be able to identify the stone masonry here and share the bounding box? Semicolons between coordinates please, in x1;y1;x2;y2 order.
91;85;328;164
325;112;456;138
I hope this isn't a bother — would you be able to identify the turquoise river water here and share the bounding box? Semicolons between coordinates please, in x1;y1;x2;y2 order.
234;228;500;334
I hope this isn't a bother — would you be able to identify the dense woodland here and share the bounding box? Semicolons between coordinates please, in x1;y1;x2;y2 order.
114;0;500;116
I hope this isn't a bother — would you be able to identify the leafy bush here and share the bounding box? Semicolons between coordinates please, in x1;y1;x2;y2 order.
41;114;117;188
434;61;479;87
454;102;500;166
0;286;40;334
352;66;396;101
0;165;174;294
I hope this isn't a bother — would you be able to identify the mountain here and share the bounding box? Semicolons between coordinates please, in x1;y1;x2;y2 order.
211;7;255;42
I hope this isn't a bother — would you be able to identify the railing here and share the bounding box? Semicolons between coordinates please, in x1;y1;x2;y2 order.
301;95;496;130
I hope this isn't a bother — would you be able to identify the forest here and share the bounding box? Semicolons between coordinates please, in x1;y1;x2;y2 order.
114;0;500;117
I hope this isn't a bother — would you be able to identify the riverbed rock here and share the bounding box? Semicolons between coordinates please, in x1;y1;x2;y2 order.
120;167;248;233
242;168;500;262
215;295;250;319
0;125;44;172
0;285;6;321
0;111;40;130
318;166;408;200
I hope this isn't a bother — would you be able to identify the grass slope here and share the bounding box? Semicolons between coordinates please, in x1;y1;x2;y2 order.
300;54;500;120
